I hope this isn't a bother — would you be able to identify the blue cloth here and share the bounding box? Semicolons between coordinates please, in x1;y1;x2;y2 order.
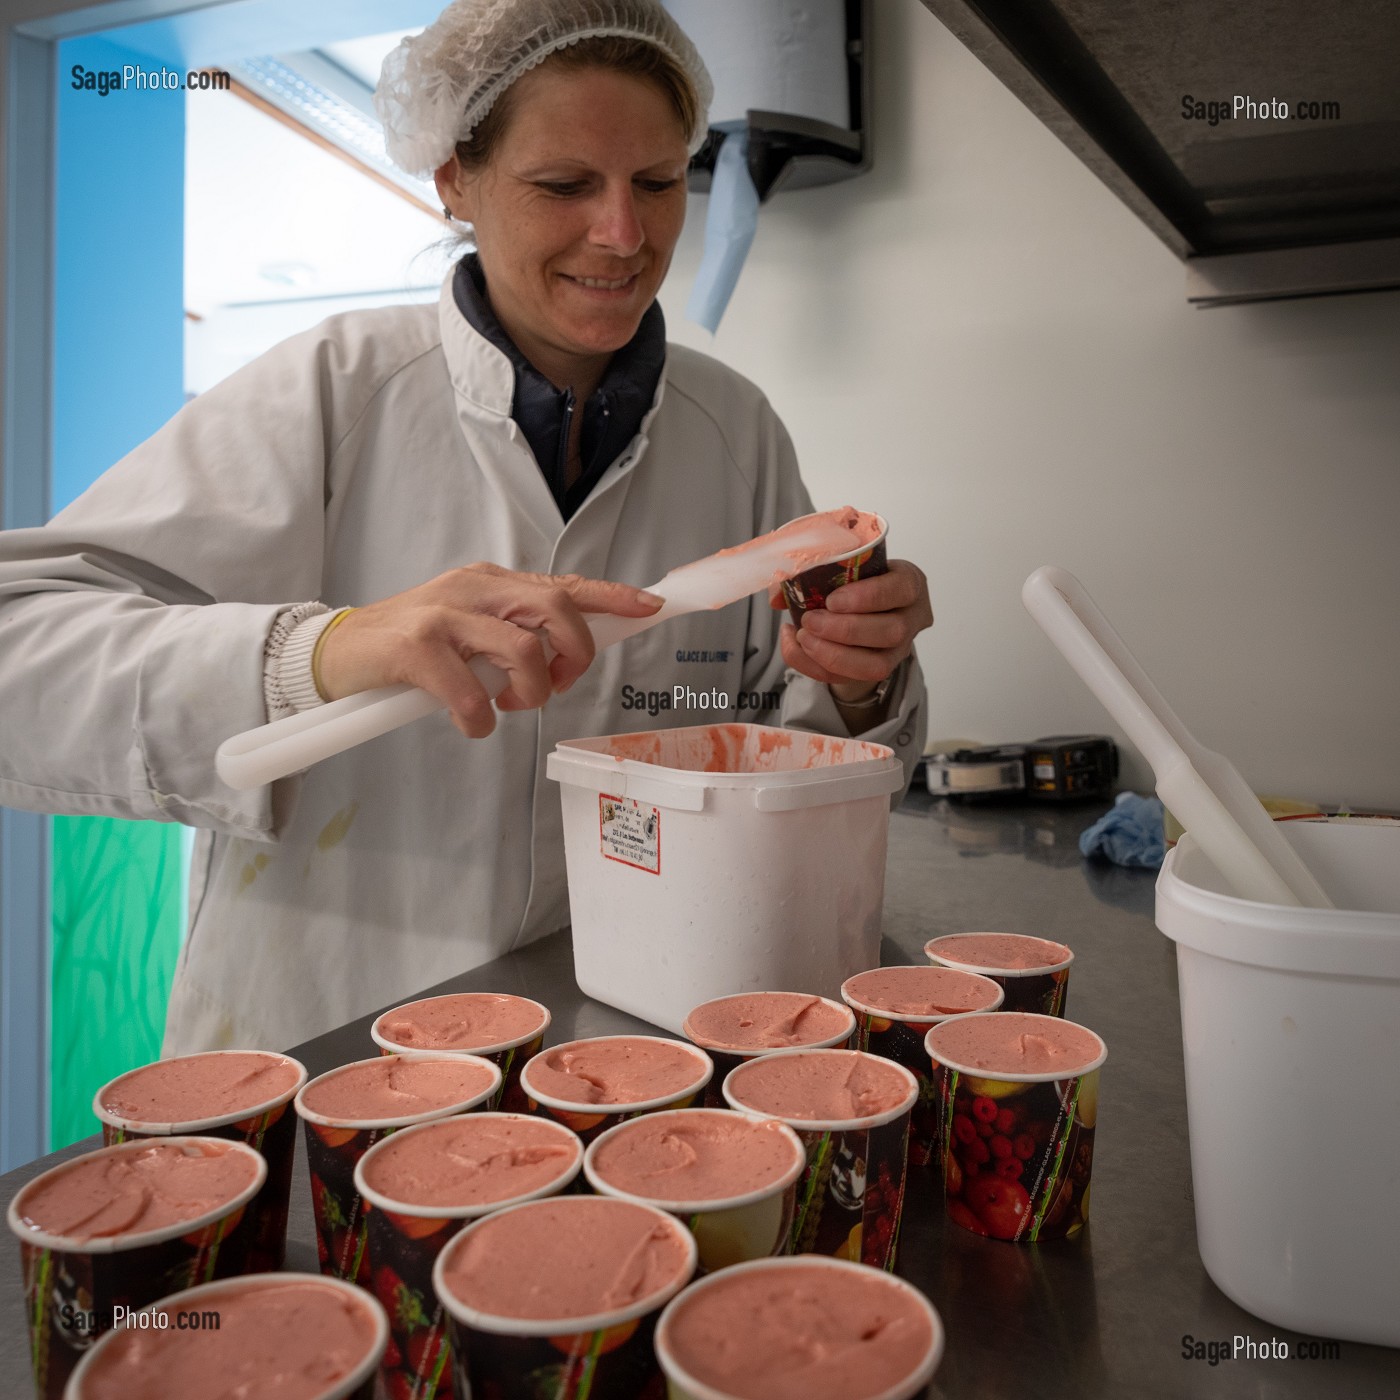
1079;792;1166;869
686;124;759;333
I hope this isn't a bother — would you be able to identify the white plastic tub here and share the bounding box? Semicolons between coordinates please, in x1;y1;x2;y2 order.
546;723;904;1035
1156;817;1400;1347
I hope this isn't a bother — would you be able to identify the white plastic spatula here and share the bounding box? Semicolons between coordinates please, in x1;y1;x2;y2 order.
1022;565;1332;909
215;512;864;791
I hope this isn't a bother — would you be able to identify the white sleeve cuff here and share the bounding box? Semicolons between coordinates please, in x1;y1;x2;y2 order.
262;603;334;719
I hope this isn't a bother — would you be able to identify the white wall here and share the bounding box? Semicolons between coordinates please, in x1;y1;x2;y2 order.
657;1;1400;809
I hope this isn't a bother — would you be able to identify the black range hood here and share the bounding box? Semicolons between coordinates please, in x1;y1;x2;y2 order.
920;0;1400;304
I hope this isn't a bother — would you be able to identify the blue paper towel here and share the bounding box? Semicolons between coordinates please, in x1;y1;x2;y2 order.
669;0;851;331
1080;792;1166;869
686;124;759;333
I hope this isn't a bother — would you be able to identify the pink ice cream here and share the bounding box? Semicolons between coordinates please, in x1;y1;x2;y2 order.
724;1051;914;1125
717;507;884;580
98;1052;302;1126
73;1277;380;1400
524;1038;708;1107
439;1197;692;1321
589;1111;802;1203
768;506;883;574
843;966;1002;1018
926;1012;1103;1075
298;1056;497;1123
374;993;546;1051
926;933;1072;972
359;1115;579;1209
17;1140;259;1243
684;993;854;1052
661;1262;934;1400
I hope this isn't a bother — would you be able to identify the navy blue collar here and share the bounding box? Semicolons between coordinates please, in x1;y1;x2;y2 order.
452;255;666;521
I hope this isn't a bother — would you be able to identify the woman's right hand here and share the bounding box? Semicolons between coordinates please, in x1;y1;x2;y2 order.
316;563;663;737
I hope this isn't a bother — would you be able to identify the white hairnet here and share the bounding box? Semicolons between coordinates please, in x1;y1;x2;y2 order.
375;0;713;178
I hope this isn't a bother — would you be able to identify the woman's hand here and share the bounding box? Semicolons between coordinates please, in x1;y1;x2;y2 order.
773;559;934;704
317;563;663;737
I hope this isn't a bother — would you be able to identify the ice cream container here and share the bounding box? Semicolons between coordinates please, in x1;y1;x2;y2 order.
584;1109;807;1274
94;1050;307;1272
683;992;856;1108
779;512;889;627
354;1114;583;1400
63;1271;388;1400
8;1137;266;1400
295;1054;501;1285
722;1050;918;1272
841;966;1004;1167
655;1255;943;1400
520;1036;714;1145
548;724;904;1034
924;932;1073;1017
370;994;550;1114
927;1013;1105;1244
1157;816;1400;1347
432;1196;697;1399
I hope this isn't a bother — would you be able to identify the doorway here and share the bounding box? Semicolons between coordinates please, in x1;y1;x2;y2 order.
1;0;446;1169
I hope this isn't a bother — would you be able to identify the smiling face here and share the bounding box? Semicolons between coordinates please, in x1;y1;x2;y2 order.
437;62;690;392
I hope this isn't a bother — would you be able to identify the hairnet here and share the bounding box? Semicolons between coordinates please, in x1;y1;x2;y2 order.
375;0;713;178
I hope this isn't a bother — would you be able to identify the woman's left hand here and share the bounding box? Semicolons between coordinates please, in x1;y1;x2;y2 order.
773;559;933;703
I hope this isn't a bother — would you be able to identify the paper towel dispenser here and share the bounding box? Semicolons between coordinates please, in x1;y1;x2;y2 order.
670;0;870;202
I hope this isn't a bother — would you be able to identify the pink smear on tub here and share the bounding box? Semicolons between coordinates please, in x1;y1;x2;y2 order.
589;725;887;775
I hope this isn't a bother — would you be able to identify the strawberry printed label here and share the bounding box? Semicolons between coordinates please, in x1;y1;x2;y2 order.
365;1207;457;1399
939;1066;1099;1243
599;796;661;874
445;1308;671;1400
854;1015;941;1168
787;1116;910;1273
303;1122;382;1286
994;967;1070;1017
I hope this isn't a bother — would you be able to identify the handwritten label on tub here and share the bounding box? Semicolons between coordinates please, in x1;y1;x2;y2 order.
599;795;661;874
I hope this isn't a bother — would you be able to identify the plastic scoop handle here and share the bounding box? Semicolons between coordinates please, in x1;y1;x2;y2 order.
216;514;855;791
1022;565;1332;909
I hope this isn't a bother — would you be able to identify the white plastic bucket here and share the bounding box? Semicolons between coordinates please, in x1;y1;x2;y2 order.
1156;817;1400;1347
546;723;904;1035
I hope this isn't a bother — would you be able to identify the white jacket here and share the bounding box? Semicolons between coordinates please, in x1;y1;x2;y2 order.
0;274;926;1055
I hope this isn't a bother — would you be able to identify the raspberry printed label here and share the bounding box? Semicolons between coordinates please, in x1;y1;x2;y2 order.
599;795;661;874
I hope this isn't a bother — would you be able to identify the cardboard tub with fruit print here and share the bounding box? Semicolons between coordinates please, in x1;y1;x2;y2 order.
840;966;1004;1169
722;1050;920;1272
354;1114;585;1400
927;1014;1106;1244
294;1055;501;1285
432;1197;697;1400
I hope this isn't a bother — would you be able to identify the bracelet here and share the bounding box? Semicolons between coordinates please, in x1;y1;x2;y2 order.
836;672;895;709
311;608;357;703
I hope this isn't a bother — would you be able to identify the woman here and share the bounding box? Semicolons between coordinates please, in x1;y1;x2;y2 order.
0;0;932;1055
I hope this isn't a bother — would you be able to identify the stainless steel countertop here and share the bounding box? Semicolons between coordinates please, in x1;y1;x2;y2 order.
5;793;1398;1397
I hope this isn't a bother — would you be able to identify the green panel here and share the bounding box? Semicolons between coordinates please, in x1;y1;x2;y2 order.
49;816;184;1150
